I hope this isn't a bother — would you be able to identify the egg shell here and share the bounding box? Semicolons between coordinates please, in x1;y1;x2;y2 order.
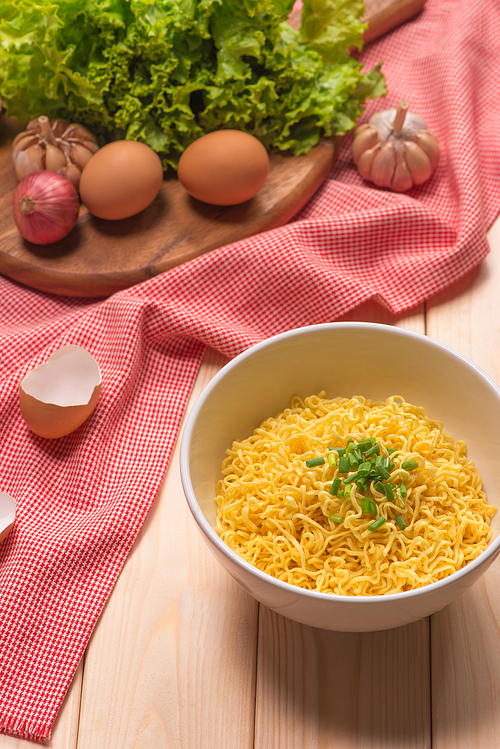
177;130;270;206
0;493;16;544
79;140;164;220
19;345;102;439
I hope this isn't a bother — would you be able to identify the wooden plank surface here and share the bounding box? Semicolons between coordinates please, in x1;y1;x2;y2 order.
427;218;500;749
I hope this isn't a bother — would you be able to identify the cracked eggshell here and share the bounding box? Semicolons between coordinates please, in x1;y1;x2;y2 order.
0;493;16;544
19;345;102;439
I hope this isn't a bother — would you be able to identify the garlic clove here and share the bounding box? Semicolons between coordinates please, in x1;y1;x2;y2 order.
391;155;414;192
62;123;99;146
352;123;374;137
352;126;380;166
404;141;432;185
69;143;94;171
0;493;16;544
45;142;67;172
357;144;381;180
61;162;82;189
370;142;397;188
12;133;38;155
14;144;44;181
51;120;69;138
414;131;440;171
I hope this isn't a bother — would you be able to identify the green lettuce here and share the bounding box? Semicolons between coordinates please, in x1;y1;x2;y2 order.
0;0;385;168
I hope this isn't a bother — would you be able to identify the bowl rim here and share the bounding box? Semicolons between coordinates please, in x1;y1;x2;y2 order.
180;321;500;604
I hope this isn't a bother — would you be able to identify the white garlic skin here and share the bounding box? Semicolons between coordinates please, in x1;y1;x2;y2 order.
352;101;440;192
11;116;99;192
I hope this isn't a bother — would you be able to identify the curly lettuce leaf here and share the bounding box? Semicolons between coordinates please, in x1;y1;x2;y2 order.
0;0;385;168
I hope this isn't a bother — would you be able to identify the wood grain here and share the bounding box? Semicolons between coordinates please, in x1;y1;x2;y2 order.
363;0;427;44
426;218;500;749
255;610;431;749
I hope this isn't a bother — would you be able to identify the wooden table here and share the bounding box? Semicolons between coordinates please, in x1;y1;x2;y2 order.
2;215;499;749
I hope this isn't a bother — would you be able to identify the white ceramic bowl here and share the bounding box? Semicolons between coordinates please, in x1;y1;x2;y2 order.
180;323;500;631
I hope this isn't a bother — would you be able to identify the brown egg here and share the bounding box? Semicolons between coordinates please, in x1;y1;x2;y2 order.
177;130;270;205
80;140;164;220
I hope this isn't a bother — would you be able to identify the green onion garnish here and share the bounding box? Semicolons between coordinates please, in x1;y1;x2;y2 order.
329;515;343;523
327;453;337;469
345;439;355;454
370;499;377;515
344;471;360;484
305;457;325;468
402;460;419;470
349;452;359;469
357;478;370;493
344;485;351;498
335;447;346;456
338;455;350;473
386;447;398;454
395;514;406;530
358;461;372;477
374;481;386;494
364;443;380;458
330;477;341;496
358;438;373;453
375;464;391;480
384;483;394;502
400;482;407;498
361;498;371;514
368;517;387;531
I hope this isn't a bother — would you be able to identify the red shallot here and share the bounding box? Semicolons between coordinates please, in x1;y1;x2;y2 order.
12;171;80;245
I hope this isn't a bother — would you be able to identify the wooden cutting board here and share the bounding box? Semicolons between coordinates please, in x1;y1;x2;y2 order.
0;0;425;298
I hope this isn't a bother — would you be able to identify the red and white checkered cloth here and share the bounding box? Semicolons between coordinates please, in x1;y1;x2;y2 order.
0;0;499;740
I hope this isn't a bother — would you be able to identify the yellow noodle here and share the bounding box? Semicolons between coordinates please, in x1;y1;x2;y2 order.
215;394;496;596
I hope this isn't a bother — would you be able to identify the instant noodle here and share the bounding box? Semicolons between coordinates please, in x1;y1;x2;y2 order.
216;394;496;596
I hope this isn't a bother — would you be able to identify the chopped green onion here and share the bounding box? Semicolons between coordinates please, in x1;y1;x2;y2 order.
330;477;341;495
361;498;372;514
329;446;346;456
327;453;337;469
400;482;407;498
330;515;343;523
381;456;395;471
358;461;372;477
395;514;406;530
368;517;387;531
338;456;350;473
374;481;386;494
344;471;360;484
364;443;380;458
353;448;363;463
384;483;394;502
358;438;373;453
386;447;398;454
370;499;377;515
344;485;351;498
349;452;359;469
305;457;325;468
402;460;419;470
345;439;355;454
357;478;370;493
375;464;391;480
